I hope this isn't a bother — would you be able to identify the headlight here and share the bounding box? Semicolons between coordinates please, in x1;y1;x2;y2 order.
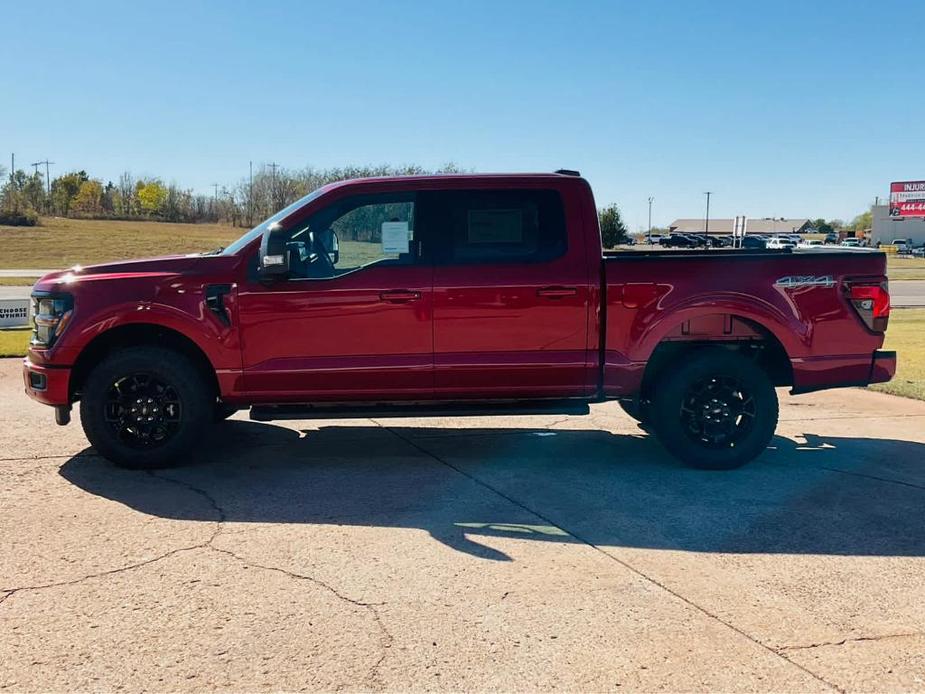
31;293;74;348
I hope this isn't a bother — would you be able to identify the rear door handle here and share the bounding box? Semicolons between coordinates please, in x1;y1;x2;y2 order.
537;286;578;298
380;289;421;303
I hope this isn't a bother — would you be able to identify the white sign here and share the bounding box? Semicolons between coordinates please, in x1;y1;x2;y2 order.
381;221;410;254
0;299;30;328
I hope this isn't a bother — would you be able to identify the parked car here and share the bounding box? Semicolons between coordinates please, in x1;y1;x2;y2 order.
841;239;861;247
766;236;796;249
646;233;665;244
913;246;925;258
661;233;699;248
23;171;895;471
741;235;767;249
797;239;824;249
892;239;911;254
824;232;839;244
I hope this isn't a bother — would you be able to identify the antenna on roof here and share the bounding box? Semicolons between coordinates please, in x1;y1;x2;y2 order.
554;169;581;176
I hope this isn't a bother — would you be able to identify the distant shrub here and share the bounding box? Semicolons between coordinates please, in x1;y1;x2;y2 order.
0;209;39;226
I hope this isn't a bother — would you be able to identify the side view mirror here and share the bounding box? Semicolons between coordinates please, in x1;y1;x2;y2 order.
317;228;340;265
258;222;290;280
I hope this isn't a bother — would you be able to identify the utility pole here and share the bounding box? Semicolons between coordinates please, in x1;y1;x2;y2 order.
267;162;279;210
9;153;14;181
704;191;712;246
30;160;54;197
248;160;254;226
647;196;654;244
212;183;219;200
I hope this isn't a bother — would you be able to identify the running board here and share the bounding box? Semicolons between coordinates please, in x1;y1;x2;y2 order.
250;399;591;421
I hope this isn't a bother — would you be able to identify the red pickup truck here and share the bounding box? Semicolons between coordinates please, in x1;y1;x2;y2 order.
23;171;895;470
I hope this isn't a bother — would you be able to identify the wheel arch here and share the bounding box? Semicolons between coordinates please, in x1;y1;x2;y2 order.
69;323;220;401
638;313;793;398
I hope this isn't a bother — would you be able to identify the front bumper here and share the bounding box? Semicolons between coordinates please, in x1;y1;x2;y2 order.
23;358;71;406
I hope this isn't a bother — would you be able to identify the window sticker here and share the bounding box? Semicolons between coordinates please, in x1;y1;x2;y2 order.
467;209;523;243
381;221;410;254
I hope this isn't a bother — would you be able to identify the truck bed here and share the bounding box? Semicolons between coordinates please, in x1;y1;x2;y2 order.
599;248;889;396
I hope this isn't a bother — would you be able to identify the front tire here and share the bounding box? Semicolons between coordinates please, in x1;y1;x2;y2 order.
650;348;778;470
79;346;213;469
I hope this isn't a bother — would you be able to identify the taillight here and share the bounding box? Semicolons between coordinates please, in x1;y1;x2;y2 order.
846;280;890;332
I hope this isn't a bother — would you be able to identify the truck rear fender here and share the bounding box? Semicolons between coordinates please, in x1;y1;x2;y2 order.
604;293;804;396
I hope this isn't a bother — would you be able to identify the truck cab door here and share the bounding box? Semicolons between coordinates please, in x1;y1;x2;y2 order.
236;190;433;401
421;187;593;399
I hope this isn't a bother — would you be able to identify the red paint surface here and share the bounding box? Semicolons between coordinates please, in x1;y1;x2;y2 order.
23;173;892;412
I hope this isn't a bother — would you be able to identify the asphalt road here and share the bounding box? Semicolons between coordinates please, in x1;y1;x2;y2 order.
2;277;924;306
2;359;925;691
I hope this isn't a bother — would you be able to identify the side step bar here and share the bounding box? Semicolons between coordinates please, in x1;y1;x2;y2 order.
250;399;591;422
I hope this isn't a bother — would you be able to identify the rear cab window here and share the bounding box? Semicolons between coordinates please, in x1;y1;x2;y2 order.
420;189;567;264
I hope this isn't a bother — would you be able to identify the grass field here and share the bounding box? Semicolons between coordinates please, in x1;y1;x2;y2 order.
0;217;242;270
0;329;30;357
871;308;925;401
887;255;925;281
0;277;37;286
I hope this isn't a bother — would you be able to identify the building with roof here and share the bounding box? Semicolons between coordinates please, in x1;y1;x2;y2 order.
668;218;813;235
870;205;925;246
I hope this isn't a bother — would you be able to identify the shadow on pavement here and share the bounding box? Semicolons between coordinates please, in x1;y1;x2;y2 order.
59;420;925;561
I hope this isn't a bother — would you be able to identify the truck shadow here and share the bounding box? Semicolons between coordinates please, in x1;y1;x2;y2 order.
59;420;925;561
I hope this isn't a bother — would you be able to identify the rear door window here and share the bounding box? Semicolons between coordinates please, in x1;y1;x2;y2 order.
421;189;567;264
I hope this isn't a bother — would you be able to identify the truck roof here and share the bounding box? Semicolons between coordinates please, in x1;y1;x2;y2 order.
321;171;584;191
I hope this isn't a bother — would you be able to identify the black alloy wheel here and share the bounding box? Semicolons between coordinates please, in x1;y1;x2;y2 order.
104;372;183;448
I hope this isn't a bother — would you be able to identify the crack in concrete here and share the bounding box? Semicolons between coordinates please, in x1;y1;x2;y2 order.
2;466;395;686
145;470;394;684
208;545;393;686
778;632;922;652
0;543;209;606
817;467;925;492
379;423;845;693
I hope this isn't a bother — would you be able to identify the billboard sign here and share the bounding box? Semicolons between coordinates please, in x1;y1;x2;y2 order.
890;181;925;217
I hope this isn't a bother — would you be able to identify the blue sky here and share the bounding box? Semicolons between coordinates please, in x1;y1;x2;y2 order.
2;0;922;230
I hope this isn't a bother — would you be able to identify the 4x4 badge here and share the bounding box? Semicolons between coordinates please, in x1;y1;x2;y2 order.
775;275;835;288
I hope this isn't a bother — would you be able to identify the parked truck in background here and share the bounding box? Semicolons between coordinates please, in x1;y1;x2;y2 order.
23;171;895;470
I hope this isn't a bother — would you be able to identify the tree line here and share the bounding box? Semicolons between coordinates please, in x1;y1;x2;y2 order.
0;160;633;245
0;163;467;227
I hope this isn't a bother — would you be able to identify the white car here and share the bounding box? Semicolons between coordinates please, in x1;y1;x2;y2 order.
767;236;796;249
892;239;910;252
797;239;824;249
841;239;861;247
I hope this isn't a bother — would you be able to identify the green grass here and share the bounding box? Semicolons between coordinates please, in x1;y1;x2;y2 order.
0;329;30;357
871;309;925;401
0;217;243;269
887;255;925;281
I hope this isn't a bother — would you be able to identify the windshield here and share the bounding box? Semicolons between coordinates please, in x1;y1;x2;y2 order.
221;187;328;255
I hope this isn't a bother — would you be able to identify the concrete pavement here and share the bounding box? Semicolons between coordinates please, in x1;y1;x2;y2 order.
2;358;925;691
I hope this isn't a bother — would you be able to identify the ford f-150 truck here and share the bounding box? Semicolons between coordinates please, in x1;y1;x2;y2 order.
23;171;896;470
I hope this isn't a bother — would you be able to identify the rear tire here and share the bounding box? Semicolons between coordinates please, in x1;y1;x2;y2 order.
214;403;239;422
79;346;213;469
619;397;652;430
650;347;778;470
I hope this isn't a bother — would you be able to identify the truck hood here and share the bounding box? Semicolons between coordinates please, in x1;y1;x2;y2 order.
33;254;212;290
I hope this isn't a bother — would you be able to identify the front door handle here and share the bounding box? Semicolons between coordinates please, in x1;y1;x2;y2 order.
380;289;421;303
537;286;578;299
